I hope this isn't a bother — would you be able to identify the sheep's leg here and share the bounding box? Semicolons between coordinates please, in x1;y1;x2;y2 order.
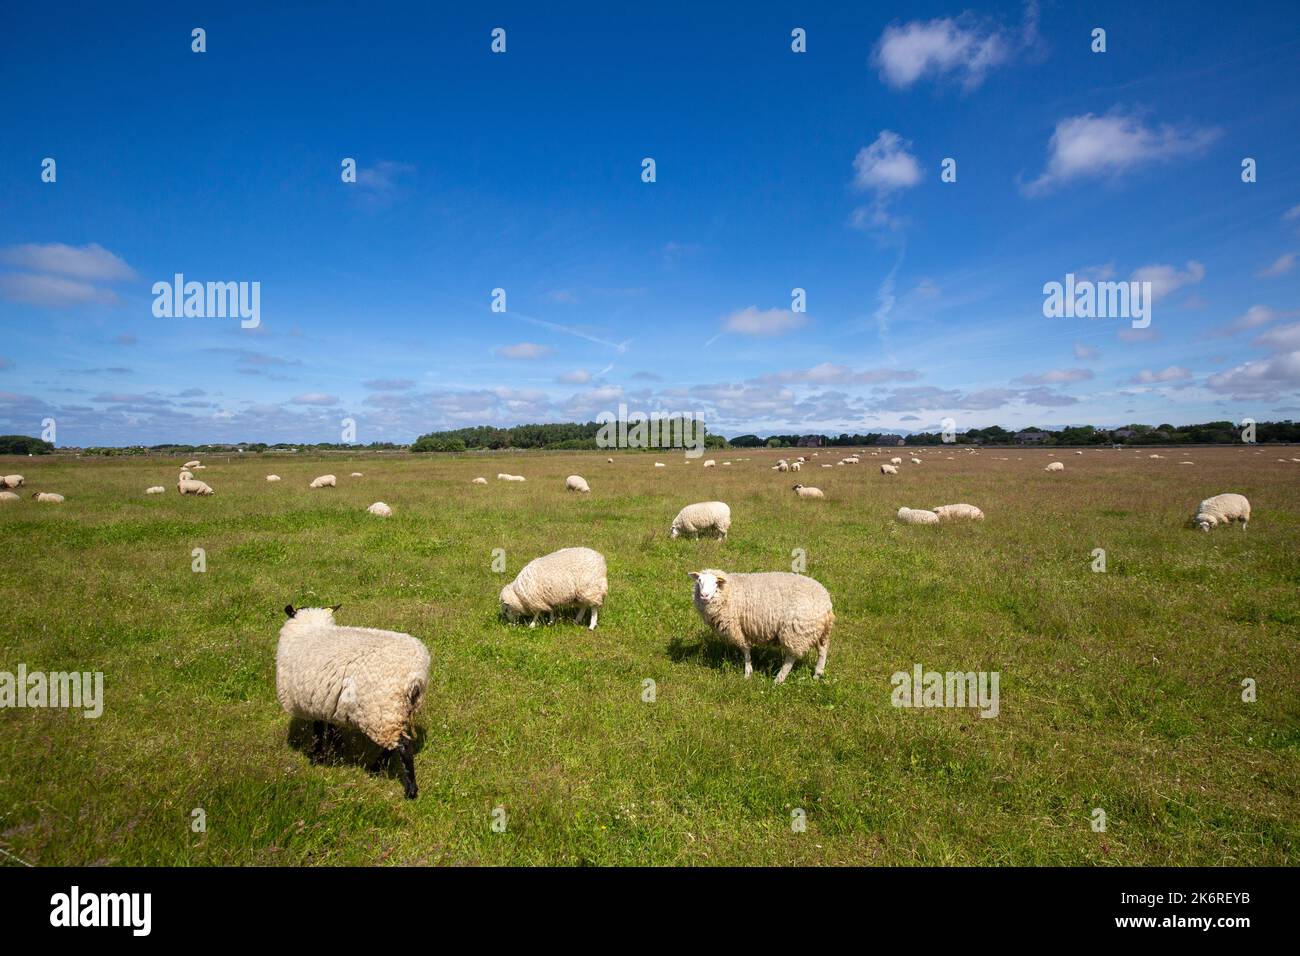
310;720;328;762
742;646;753;678
528;617;538;629
397;737;418;800
774;654;797;684
575;607;586;624
588;607;598;631
814;641;829;679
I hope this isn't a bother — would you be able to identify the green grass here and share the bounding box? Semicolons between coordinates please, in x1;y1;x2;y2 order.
0;446;1296;866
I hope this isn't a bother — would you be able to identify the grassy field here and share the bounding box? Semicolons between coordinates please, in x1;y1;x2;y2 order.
0;445;1296;866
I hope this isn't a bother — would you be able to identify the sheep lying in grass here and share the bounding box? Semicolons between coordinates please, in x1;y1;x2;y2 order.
703;460;716;468
145;486;166;495
890;457;903;465
1;475;24;488
1044;461;1064;472
471;477;487;484
277;605;429;799
896;507;940;525
367;502;392;517
910;457;922;465
671;501;731;539
654;462;666;468
32;492;65;503
791;484;824;499
933;503;984;521
565;475;590;493
500;547;608;629
689;569;834;683
0;491;20;501
1193;493;1251;532
607;457;614;463
496;473;526;482
183;460;201;469
266;474;281;482
880;463;898;475
177;479;213;496
310;474;337;489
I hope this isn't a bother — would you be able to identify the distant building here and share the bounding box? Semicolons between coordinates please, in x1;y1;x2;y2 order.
1015;430;1050;444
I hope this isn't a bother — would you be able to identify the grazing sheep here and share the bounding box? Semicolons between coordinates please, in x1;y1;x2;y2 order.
178;470;194;481
177;479;214;496
654;462;665;467
723;461;732;466
191;465;206;471
1044;461;1064;472
32;492;65;503
791;484;824;499
367;502;393;517
565;475;591;493
880;463;898;475
671;501;732;539
890;457;903;465
183;460;201;469
790;461;802;472
309;474;337;489
1075;451;1084;455
266;474;282;481
689;569;834;683
1;475;24;488
1149;454;1163;460
933;503;984;521
772;461;789;472
276;605;429;799
703;460;716;468
496;473;526;482
471;477;487;484
145;486;166;495
351;472;364;478
0;491;20;501
607;458;614;463
910;457;922;465
499;547;608;630
896;507;940;525
1193;493;1251;532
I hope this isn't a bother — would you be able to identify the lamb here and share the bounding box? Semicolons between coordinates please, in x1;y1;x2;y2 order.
1;475;24;488
276;605;429;799
496;473;526;482
177;479;214;496
670;501;732;539
565;475;591;493
32;492;66;503
1192;493;1251;532
266;475;282;482
890;457;903;465
689;569;834;683
145;486;166;495
703;460;716;468
0;491;20;501
791;484;824;499
896;507;940;525
183;460;201;469
1044;461;1064;472
309;474;337;489
933;503;984;521
499;547;608;630
471;477;487;484
367;502;393;517
880;463;898;475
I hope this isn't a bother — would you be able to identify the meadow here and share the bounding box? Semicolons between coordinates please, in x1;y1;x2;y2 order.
0;445;1296;866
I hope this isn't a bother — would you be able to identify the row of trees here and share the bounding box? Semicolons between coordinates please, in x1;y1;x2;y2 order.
0;435;54;455
411;421;728;452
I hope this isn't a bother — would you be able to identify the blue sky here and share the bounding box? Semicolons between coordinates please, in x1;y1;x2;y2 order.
1;1;1298;444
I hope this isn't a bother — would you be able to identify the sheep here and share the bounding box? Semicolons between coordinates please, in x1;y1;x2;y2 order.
367;502;393;517
266;474;282;482
145;486;166;495
309;474;337;489
565;475;590;493
790;461;802;472
772;462;789;472
351;472;364;478
896;507;940;525
1075;451;1084;455
1193;493;1251;532
499;547;608;630
0;491;20;501
703;460;716;468
276;605;429;799
496;473;526;482
32;492;66;503
880;463;898;475
890;457;903;465
607;458;614;463
471;477;488;484
671;501;732;539
910;457;922;465
1044;461;1064;472
934;503;984;521
655;462;665;467
791;484;824;499
177;479;214;496
192;465;206;471
1;475;24;488
722;461;732;466
183;460;201;469
178;470;194;481
689;569;834;683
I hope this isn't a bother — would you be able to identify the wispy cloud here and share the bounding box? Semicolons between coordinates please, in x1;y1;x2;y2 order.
495;342;553;360
872;3;1039;91
722;306;807;337
1257;252;1296;278
0;242;136;281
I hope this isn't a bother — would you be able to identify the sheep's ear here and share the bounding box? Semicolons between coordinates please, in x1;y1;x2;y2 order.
714;571;728;585
687;572;699;581
330;604;342;612
284;604;296;618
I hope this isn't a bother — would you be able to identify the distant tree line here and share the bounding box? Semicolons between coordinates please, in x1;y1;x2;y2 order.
0;435;54;455
411;421;727;452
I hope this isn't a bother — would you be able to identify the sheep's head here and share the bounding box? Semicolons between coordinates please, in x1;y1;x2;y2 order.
688;569;728;604
283;605;340;626
1193;514;1215;532
669;525;680;539
499;584;524;622
792;484;803;492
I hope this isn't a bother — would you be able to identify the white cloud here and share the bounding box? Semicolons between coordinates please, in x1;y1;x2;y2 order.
755;363;920;386
0;272;119;306
1212;304;1292;337
722;306;807;337
1257;252;1296;278
494;342;553;360
1073;343;1099;359
1129;366;1191;384
1130;260;1205;301
1016;368;1094;385
1283;204;1300;222
557;369;591;384
872;5;1037;90
852;131;923;192
1024;111;1218;195
1206;351;1300;400
290;393;340;406
1253;321;1300;352
0;242;136;281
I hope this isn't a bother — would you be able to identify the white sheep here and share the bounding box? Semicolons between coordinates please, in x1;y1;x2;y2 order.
565;475;591;493
145;486;166;495
1044;462;1064;472
276;605;429;799
500;547;608;629
178;470;194;481
791;484;824;499
890;457;903;465
309;474;337;489
496;473;526;482
266;474;282;481
790;461;802;472
1075;450;1084;455
472;477;488;484
910;457;922;465
177;479;213;496
671;501;732;539
191;465;206;470
183;460;201;469
32;492;66;503
1193;493;1251;532
880;463;898;475
0;491;20;501
703;460;716;468
933;503;984;521
689;569;834;683
896;507;940;525
772;462;789;472
1;475;24;488
351;472;364;478
367;501;393;517
654;462;665;468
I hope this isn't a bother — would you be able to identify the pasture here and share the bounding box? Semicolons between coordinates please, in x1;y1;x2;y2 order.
0;446;1296;865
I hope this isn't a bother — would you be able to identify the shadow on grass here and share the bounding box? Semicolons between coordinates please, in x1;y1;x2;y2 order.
286;718;428;785
666;631;789;679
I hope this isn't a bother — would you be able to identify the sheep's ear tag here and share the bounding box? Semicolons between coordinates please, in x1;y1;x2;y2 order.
330;604;342;612
284;604;296;618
